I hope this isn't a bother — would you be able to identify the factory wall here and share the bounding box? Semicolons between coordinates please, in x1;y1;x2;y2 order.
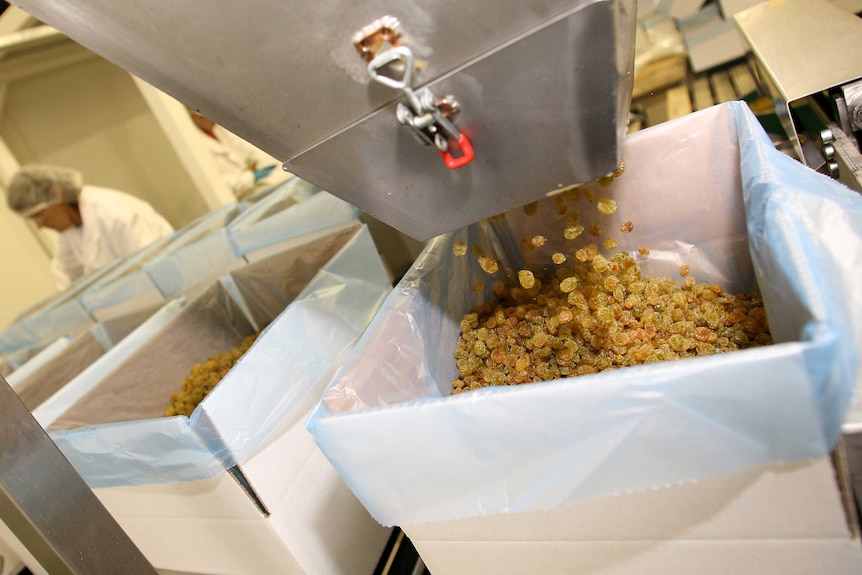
0;23;234;329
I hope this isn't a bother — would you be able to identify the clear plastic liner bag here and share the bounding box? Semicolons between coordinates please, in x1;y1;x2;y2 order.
81;204;244;315
226;176;319;231
9;232;174;329
6;336;73;387
145;189;356;299
34;297;190;428
1;340;55;375
227;191;359;258
9;303;166;411
43;223;391;489
307;101;862;527
0;298;93;354
143;230;242;299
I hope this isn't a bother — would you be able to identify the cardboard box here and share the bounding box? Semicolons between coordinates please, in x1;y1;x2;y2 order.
93;406;388;574
0;231;182;355
406;457;861;574
8;303;163;411
35;223;393;574
307;102;862;572
145;189;358;299
680;4;749;72
655;0;705;20
31;298;189;429
718;0;767;18
0;300;190;575
633;12;688;98
80;202;245;321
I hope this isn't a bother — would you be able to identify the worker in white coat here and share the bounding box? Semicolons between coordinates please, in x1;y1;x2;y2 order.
190;111;293;199
6;164;174;291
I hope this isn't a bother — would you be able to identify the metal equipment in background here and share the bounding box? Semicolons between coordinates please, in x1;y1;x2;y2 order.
735;0;862;192
12;0;637;241
2;2;637;572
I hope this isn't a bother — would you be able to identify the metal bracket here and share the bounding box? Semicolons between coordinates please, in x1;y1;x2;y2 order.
356;16;474;170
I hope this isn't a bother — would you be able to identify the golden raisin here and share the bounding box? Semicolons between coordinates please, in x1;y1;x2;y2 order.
478;256;499;274
597;198;618;215
518;270;536;289
166;333;259;417
560;276;580;293
564;225;585;240
451;249;772;395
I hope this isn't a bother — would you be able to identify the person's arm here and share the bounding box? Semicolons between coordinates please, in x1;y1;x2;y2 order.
222;166;257;197
108;209;173;260
50;236;83;291
85;191;174;268
204;129;257;197
215;126;284;187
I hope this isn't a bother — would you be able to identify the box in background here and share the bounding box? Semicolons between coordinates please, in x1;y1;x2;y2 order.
79;202;245;322
680;3;749;72
718;0;767;18
147;189;358;299
36;223;393;575
655;0;705;20
9;303;163;411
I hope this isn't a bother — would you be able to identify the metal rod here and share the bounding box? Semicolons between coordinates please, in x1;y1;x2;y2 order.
0;375;158;574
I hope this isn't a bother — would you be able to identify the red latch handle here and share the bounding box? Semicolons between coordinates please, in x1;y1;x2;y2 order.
439;133;474;169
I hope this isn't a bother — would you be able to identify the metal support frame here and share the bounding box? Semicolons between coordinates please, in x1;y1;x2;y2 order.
0;375;157;574
735;0;862;185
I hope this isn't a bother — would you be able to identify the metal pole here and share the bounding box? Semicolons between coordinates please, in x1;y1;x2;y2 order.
0;374;158;574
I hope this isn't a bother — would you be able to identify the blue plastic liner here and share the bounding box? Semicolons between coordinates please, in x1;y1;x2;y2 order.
44;225;391;489
306;102;862;527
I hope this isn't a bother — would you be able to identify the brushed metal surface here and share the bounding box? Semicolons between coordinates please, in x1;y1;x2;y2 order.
13;0;581;162
735;0;862;164
14;0;635;239
0;376;157;574
289;2;635;239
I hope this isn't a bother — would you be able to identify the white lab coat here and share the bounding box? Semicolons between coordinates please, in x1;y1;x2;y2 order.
197;124;293;199
51;186;174;291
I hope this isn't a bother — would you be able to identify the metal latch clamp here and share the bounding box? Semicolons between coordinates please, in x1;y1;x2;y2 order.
356;18;474;170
